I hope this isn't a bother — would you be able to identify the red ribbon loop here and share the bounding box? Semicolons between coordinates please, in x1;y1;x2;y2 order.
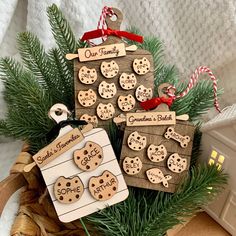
140;97;174;111
81;28;143;43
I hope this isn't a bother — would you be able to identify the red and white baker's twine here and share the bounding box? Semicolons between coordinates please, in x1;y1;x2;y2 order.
97;6;114;37
86;6;114;46
166;66;221;113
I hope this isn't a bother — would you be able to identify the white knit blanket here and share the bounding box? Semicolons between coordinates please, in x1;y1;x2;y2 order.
1;0;236;235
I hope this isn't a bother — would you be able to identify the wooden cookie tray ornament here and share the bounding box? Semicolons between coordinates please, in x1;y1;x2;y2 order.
24;103;129;222
115;83;196;193
67;8;155;127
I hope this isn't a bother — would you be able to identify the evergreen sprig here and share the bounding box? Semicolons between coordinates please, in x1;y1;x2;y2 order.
88;165;227;236
47;4;77;55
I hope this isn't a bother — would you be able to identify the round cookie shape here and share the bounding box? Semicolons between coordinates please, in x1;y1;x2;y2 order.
78;89;97;107
96;103;115;120
54;176;84;204
147;144;167;162
133;57;150;75
127;131;147;151
98;81;117;99
146;168;172;188
74;141;103;171
123;156;142;175
119;73;137;90
100;60;119;78
135;85;153;102
117;94;136;111
167;153;187;173
78;66;97;84
89;170;118;201
80;114;98;127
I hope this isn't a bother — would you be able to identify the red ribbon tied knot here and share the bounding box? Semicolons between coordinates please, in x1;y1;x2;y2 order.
81;28;143;43
140;97;174;111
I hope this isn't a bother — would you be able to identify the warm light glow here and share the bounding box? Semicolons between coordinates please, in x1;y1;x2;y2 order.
216;163;222;170
218;155;225;164
208;159;215;165
211;150;218;159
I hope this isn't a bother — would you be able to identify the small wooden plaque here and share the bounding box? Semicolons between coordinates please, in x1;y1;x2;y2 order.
126;111;176;126
78;43;126;62
33;128;84;168
120;121;195;193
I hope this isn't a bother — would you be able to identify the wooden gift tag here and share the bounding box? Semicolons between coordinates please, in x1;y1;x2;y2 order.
119;83;196;193
29;104;129;222
73;8;154;127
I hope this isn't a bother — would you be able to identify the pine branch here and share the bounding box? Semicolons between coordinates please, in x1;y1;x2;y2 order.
0;119;11;136
190;124;202;166
88;165;227;236
47;4;77;103
142;165;227;235
47;4;77;55
48;48;74;110
108;122;123;159
17;32;52;87
0;57;53;151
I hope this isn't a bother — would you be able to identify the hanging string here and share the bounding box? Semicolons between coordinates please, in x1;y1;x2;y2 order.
86;6;114;46
82;6;143;45
166;66;221;113
97;6;114;42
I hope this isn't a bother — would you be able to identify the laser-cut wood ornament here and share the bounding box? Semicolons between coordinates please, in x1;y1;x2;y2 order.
117;83;195;193
89;170;118;201
123;156;142;175
24;103;129;222
54;176;84;204
73;141;103;171
69;8;155;126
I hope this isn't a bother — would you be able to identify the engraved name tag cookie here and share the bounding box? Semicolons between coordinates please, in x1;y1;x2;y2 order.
78;89;97;107
98;81;117;99
89;170;118;201
78;66;97;84
54;176;84;204
74;141;103;171
123;156;142;175
101;60;119;78
96;103;115;120
133;57;150;75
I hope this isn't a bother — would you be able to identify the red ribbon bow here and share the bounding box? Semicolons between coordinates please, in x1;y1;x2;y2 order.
81;28;143;43
140;97;174;111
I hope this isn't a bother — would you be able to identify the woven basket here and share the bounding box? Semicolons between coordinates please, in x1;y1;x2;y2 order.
0;144;97;236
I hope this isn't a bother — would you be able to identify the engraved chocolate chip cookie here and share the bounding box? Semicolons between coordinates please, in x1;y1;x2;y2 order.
80;114;98;127
54;176;84;204
117;94;136;111
119;73;137;90
135;85;153;102
167;153;187;173
133;57;150;75
89;170;118;201
123;156;142;175
78;66;97;84
127;131;147;151
78;89;97;107
100;60;119;78
146;168;172;188
96;103;115;120
98;81;117;99
74;141;103;171
147;144;167;162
